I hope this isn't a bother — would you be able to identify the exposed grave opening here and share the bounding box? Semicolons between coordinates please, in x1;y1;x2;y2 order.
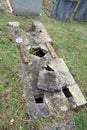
46;65;54;71
30;47;47;57
34;95;44;104
63;87;72;98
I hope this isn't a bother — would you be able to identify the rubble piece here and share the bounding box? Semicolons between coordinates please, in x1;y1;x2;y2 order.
48;58;69;73
32;21;53;44
44;92;69;113
46;43;58;58
67;84;87;106
0;3;4;11
38;70;67;92
46;119;76;130
8;22;20;28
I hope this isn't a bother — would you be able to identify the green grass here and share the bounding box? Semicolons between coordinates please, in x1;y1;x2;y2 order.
0;1;87;130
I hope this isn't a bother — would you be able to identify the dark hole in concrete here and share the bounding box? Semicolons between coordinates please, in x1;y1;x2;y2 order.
30;48;46;57
34;96;44;103
46;65;54;71
63;87;72;98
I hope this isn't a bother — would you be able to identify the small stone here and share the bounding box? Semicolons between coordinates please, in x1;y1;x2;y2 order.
8;21;20;27
15;38;23;44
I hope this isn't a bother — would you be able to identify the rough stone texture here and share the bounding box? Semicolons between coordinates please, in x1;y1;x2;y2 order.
14;0;43;16
8;22;20;28
29;103;49;119
45;119;76;130
68;84;87;106
38;70;68;92
44;92;69;113
0;3;4;11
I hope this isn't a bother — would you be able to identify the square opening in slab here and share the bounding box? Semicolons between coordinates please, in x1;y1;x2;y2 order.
30;48;47;57
34;95;44;104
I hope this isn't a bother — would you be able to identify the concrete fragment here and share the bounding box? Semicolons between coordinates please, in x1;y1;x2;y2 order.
68;84;87;106
8;22;20;27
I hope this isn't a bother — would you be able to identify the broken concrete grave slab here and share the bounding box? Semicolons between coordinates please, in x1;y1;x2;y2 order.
9;21;86;120
13;0;43;16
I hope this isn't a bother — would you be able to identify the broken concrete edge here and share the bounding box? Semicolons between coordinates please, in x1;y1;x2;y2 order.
67;84;87;107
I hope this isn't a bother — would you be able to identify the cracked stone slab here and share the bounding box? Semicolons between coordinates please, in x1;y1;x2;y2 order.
67;84;87;106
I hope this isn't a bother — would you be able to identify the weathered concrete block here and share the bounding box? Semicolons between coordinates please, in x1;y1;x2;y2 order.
68;84;87;106
14;0;43;16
